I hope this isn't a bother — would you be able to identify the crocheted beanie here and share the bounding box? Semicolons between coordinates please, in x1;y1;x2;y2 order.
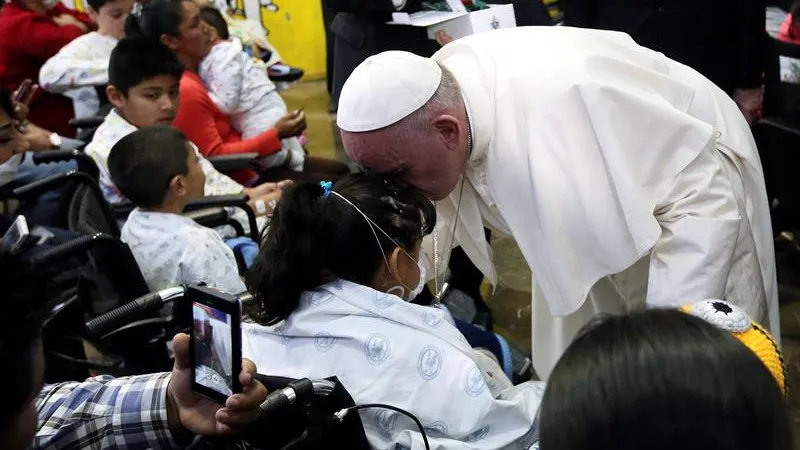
681;300;786;394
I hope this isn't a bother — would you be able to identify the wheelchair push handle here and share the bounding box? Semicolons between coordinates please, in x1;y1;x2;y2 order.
86;286;185;337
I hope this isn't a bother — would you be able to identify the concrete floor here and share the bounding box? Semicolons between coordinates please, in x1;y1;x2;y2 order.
284;79;800;444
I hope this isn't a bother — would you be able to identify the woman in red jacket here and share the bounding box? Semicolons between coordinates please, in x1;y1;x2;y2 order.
124;0;348;185
0;0;94;137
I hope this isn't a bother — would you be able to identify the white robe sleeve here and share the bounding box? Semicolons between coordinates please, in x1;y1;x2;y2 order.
646;140;740;307
39;36;110;94
199;41;246;116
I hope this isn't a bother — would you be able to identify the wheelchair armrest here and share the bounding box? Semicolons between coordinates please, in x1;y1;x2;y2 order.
207;153;260;172
32;150;97;177
28;233;114;267
185;194;259;241
184;194;249;210
69;116;106;130
12;170;86;198
184;207;229;226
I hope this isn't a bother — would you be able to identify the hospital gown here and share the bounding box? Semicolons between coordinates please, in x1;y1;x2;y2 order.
243;279;543;450
122;208;246;294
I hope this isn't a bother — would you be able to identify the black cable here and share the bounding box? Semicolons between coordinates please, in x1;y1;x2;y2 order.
342;403;431;450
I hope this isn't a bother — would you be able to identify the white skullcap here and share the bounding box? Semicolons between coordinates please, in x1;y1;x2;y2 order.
337;51;442;133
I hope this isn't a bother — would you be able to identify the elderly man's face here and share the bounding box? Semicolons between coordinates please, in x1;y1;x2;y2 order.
342;117;469;201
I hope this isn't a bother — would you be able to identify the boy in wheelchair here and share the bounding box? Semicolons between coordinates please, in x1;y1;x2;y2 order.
84;37;281;230
109;125;249;294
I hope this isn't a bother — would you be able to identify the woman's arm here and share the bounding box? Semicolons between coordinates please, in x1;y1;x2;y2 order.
175;83;282;158
5;15;85;60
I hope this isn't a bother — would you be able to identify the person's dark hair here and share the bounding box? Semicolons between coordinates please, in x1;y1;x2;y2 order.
540;308;792;450
86;0;110;12
246;173;436;325
199;6;229;40
124;0;184;41
792;0;800;20
0;251;46;428
108;125;192;208
0;89;13;119
108;37;184;95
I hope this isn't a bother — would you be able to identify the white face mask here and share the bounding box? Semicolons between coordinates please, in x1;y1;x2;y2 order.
0;153;23;187
387;256;426;302
41;0;61;9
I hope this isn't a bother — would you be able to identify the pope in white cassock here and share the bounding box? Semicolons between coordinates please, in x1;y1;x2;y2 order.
336;26;778;379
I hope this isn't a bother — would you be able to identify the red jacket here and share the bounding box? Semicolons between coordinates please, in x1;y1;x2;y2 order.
173;71;282;185
0;3;93;137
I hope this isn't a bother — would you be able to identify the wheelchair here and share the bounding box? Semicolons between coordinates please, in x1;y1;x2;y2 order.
81;286;371;450
11;153;263;380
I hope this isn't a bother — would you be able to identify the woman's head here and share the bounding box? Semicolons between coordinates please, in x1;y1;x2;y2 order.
246;173;435;325
0;91;29;167
540;309;791;450
124;0;212;65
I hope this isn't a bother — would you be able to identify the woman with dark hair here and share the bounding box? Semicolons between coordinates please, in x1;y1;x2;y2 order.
123;0;348;185
241;173;543;449
539;308;792;450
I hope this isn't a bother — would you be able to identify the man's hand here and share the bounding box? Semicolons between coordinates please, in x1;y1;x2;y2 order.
734;87;763;125
53;14;89;32
166;333;267;437
435;30;454;46
275;110;306;139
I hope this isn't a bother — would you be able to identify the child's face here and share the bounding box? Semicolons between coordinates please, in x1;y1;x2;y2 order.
91;0;135;39
109;75;180;128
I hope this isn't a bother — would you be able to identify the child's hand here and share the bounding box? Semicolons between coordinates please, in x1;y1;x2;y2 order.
275;110;306;139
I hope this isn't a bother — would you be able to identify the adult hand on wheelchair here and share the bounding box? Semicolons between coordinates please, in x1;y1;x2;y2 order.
167;333;268;437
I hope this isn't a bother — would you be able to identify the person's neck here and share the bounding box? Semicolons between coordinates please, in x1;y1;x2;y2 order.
113;108;143;129
177;53;200;73
96;28;117;38
142;200;185;215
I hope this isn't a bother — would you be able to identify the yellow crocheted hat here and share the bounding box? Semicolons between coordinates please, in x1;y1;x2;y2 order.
681;300;786;394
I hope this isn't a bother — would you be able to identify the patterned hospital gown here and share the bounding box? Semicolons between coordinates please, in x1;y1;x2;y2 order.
39;32;118;119
122;208;246;294
198;40;305;170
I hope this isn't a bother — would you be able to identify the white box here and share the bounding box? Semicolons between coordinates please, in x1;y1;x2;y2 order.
387;4;517;42
426;4;517;41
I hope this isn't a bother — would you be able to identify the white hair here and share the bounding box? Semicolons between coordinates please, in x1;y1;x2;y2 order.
387;63;463;140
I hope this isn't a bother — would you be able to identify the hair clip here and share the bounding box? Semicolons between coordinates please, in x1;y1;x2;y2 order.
320;181;333;199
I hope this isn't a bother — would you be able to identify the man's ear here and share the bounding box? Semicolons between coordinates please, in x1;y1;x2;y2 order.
432;115;461;150
160;33;180;51
107;85;126;110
